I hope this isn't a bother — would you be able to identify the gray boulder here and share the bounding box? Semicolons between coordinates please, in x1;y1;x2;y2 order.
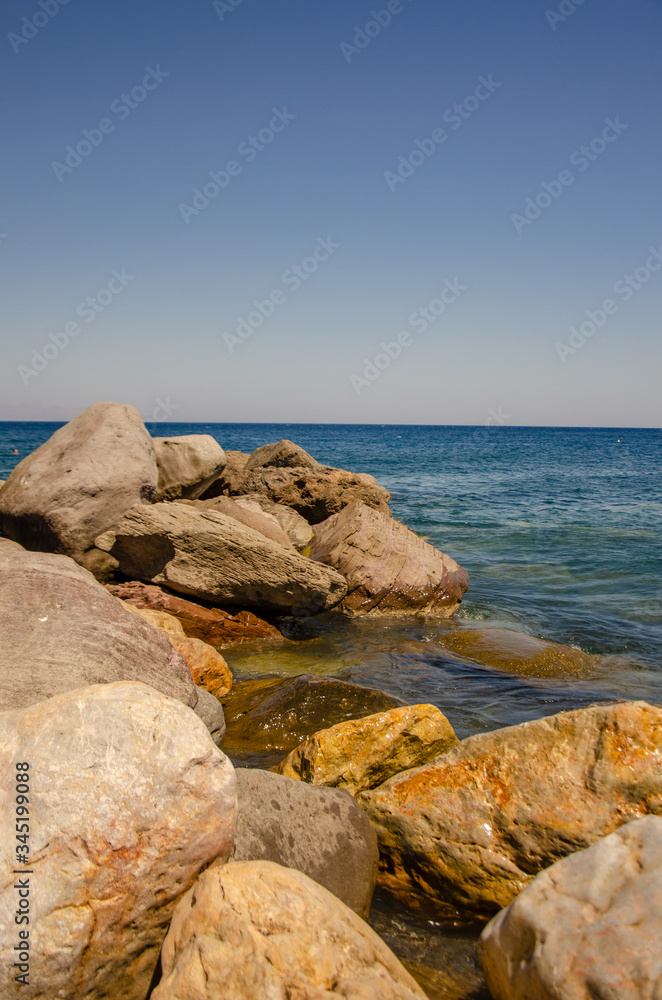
95;501;347;615
244;438;321;470
479;816;662;1000
0;402;158;565
154;434;227;501
234;768;379;917
0;547;197;713
194;686;226;747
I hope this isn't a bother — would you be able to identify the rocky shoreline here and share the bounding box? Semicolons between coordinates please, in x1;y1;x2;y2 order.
0;401;660;1000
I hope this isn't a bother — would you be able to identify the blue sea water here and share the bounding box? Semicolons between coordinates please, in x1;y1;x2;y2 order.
1;422;661;736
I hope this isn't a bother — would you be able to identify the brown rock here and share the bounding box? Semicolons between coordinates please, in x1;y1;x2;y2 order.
310;500;469;617
244;438;321;470
224;449;250;470
106;580;283;646
359;701;662;921
276;704;458;795
152;861;427;1000
153;434;226;501
181;495;294;548
233;493;314;549
437;626;600;677
222;674;404;769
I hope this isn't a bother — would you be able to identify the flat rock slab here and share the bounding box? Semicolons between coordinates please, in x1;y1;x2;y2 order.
310;501;469;617
152;860;427;1000
0;681;236;1000
0;402;157;562
359;701;662;921
222;674;404;769
479;815;662;1000
436;626;601;678
0;548;197;713
95;501;347;615
234;769;379;916
106;580;283;646
153;434;226;501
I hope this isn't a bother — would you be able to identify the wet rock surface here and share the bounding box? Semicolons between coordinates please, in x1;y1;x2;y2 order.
436;626;601;677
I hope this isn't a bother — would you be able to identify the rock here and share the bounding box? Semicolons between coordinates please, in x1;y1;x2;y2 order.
106;580;283;646
437;626;600;678
152;860;427;1000
310;501;469;617
193;685;227;746
0;536;24;552
276;704;458;795
479;816;662;1000
122;602;233;697
153;434;227;501
0;681;236;1000
202;465;391;524
224;449;250;470
222;674;403;769
244;438;321;470
181;495;294;548
234;493;314;549
0;548;197;712
95;501;347;615
234;769;379;916
0;402;157;563
359;701;662;921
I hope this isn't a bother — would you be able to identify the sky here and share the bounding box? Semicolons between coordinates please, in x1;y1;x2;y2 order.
1;0;661;426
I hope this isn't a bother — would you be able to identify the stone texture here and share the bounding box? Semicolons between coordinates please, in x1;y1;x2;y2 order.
359;701;662;920
95;501;347;615
0;402;157;562
479;816;662;1000
0;681;236;1000
234;768;379;916
181;495;294;548
277;704;458;795
437;626;600;678
222;674;404;769
310;501;469;617
244;437;321;470
234;492;314;549
0;536;24;552
193;686;226;747
152;860;427;1000
202;464;391;524
224;449;250;471
153;434;226;501
106;580;283;646
0;548;197;713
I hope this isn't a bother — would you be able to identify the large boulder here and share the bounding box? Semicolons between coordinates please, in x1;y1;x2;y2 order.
222;674;403;769
95;502;347;615
0;681;236;1000
152;860;427;1000
182;495;294;548
0;402;157;565
233;493;314;549
106;580;283;646
276;704;458;795
437;626;600;678
310;501;469;617
479;816;662;1000
153;434;226;501
202;465;391;524
0;548;197;712
244;438;321;470
234;769;379;917
359;701;662;920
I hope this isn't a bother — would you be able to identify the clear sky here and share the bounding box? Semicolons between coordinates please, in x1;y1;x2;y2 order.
1;0;661;426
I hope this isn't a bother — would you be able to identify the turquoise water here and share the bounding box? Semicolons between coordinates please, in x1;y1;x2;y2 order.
2;422;661;735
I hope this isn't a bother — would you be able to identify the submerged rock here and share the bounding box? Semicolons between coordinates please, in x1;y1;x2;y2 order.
277;704;458;795
0;402;157;565
437;626;600;677
153;434;226;501
479;816;662;1000
221;674;403;769
310;500;469;617
234;768;379;916
152;860;427;1000
95;501;347;615
359;701;662;920
0;681;236;1000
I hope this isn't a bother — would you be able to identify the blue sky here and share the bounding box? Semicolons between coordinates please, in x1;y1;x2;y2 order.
1;0;661;425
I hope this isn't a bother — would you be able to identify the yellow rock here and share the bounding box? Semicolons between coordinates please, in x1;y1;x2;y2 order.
276;704;458;795
437;626;599;677
123;602;186;636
